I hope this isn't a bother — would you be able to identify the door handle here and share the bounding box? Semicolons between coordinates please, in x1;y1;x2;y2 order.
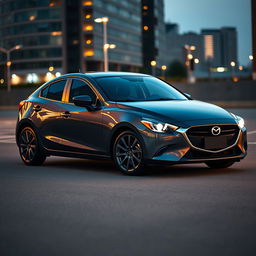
61;111;71;118
33;105;41;112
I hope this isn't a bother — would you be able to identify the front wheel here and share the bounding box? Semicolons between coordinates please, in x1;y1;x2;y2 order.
18;126;46;165
205;160;235;169
113;131;145;175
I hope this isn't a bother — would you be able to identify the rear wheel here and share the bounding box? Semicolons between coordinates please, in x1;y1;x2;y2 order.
205;160;235;169
18;126;46;165
113;131;145;175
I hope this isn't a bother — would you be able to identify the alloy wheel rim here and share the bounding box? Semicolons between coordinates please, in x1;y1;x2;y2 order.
115;134;142;172
19;129;37;162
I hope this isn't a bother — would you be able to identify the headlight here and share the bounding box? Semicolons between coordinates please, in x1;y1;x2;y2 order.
237;118;245;129
141;120;178;133
231;113;245;129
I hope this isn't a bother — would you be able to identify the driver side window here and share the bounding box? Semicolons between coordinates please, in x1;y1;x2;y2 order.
69;79;96;104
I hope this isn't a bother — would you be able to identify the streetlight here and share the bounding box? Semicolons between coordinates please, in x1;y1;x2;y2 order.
249;55;254;79
230;61;236;81
194;58;200;64
184;45;196;83
104;44;116;49
161;65;167;78
94;17;110;72
0;45;23;92
150;60;157;76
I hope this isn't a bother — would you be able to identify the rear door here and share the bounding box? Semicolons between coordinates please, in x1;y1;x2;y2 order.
34;78;71;151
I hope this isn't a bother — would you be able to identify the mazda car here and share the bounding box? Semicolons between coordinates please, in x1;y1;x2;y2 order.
16;72;247;175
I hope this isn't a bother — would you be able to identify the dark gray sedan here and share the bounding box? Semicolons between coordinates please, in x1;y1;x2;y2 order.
16;72;247;175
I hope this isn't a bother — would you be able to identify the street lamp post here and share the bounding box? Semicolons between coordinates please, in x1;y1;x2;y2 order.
150;60;157;76
0;45;22;92
230;61;236;80
184;45;196;83
249;55;254;78
94;17;109;72
161;65;167;78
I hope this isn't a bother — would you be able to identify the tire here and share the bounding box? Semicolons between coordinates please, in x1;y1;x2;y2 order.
205;160;235;169
113;130;145;175
18;126;46;166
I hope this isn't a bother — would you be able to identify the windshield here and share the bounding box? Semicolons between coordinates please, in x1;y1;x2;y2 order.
95;76;188;102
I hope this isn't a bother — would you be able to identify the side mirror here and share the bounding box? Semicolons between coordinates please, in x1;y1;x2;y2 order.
184;93;192;99
73;95;93;107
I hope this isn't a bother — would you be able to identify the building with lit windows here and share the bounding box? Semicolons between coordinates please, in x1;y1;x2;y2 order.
252;0;256;80
201;27;238;69
141;0;167;74
165;24;204;70
0;0;63;84
0;0;142;85
82;0;142;72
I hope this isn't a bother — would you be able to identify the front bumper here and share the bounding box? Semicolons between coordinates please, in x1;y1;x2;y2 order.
145;126;247;164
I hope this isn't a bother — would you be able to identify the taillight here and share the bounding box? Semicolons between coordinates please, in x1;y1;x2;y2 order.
18;101;25;111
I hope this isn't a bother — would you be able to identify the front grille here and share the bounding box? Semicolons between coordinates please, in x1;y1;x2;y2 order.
186;125;240;151
184;146;242;160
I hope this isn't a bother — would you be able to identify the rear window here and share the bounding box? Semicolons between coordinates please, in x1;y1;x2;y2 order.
41;80;66;101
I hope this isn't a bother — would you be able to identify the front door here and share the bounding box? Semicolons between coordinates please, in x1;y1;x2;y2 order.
58;78;105;155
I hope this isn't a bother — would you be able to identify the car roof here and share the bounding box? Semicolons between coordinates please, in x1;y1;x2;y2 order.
59;72;150;79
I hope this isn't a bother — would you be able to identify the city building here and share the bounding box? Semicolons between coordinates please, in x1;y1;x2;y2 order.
141;0;167;74
0;0;63;84
0;0;142;85
221;27;238;67
165;25;204;70
201;29;222;68
82;0;142;72
201;27;238;69
252;0;256;80
165;23;179;35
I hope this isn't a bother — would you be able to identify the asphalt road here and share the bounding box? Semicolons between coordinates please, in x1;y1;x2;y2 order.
0;109;256;256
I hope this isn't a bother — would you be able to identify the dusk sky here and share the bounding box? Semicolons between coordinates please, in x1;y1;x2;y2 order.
164;0;252;65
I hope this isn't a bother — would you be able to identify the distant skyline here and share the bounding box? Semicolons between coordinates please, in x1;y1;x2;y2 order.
164;0;252;66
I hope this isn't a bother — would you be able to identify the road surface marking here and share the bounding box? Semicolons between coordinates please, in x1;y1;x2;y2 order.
0;119;16;143
248;131;256;135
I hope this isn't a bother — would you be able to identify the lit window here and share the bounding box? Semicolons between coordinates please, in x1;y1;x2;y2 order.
83;1;93;6
204;35;214;59
85;14;92;19
29;15;36;21
143;5;149;10
86;39;92;44
49;0;61;7
51;31;62;36
84;25;93;31
143;26;149;31
11;74;21;85
84;49;94;57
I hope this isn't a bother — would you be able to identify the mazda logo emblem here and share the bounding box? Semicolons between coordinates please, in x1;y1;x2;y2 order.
211;126;221;136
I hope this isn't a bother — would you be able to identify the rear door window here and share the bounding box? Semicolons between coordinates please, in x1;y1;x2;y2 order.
41;80;67;101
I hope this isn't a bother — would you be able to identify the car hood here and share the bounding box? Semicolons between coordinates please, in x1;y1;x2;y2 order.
117;100;236;127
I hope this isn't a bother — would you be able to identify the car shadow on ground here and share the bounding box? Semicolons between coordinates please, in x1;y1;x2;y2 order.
42;157;245;178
